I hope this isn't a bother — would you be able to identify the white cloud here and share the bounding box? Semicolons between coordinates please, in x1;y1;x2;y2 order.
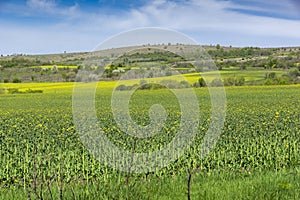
25;0;80;18
27;0;55;9
224;0;300;19
1;0;300;54
116;0;300;38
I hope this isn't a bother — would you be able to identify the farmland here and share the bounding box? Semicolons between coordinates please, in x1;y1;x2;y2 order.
0;44;300;199
0;82;299;199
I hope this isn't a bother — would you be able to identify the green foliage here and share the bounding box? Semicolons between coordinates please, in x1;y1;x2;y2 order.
115;84;131;91
117;79;190;91
5;88;43;94
114;50;184;65
0;85;299;198
12;78;21;83
208;47;271;59
288;68;300;78
198;77;206;87
224;76;245;86
210;78;223;87
266;56;278;69
0;57;41;68
265;72;277;79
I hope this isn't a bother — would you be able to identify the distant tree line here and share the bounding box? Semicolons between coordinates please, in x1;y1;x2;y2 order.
216;56;300;70
208;47;272;59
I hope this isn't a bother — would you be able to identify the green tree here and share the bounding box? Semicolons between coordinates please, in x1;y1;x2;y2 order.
198;77;206;87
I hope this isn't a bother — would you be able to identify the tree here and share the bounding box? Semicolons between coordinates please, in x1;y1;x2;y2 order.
198;77;206;87
266;56;278;69
216;44;221;50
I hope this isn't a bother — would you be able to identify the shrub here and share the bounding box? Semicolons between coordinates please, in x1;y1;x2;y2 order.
236;77;245;86
288;68;300;78
198;77;206;87
7;88;19;94
224;77;235;86
139;83;152;90
265;72;276;79
25;89;43;93
12;78;21;83
115;85;129;91
151;84;166;90
224;77;245;86
180;80;190;88
210;78;223;87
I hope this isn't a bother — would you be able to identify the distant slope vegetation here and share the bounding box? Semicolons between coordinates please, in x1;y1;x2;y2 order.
0;44;299;85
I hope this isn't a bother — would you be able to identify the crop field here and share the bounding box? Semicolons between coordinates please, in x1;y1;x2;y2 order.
0;82;299;199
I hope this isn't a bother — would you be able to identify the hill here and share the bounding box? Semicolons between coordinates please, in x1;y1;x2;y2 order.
0;44;299;85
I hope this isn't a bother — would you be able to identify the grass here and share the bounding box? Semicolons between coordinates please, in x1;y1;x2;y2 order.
182;69;287;83
0;82;299;199
1;168;299;200
0;68;287;94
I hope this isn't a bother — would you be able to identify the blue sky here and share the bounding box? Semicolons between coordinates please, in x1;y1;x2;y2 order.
0;0;300;54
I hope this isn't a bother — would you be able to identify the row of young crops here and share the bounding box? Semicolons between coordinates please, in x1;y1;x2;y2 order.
0;84;299;198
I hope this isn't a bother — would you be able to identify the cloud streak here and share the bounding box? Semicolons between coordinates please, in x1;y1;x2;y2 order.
1;0;300;54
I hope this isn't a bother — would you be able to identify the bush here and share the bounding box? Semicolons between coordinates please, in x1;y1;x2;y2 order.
288;68;300;78
224;77;235;86
224;77;245;86
115;84;129;91
12;78;21;83
265;79;273;85
151;84;166;90
198;77;206;87
7;88;19;94
116;80;189;91
210;78;223;87
236;77;245;86
180;80;190;88
265;72;276;79
6;88;43;94
139;83;152;90
25;89;43;93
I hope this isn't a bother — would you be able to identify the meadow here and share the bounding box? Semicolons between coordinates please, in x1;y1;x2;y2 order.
0;81;299;199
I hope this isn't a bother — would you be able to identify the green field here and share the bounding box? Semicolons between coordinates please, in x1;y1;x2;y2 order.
0;82;299;199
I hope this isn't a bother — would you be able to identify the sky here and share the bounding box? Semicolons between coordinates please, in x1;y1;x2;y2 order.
0;0;300;55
